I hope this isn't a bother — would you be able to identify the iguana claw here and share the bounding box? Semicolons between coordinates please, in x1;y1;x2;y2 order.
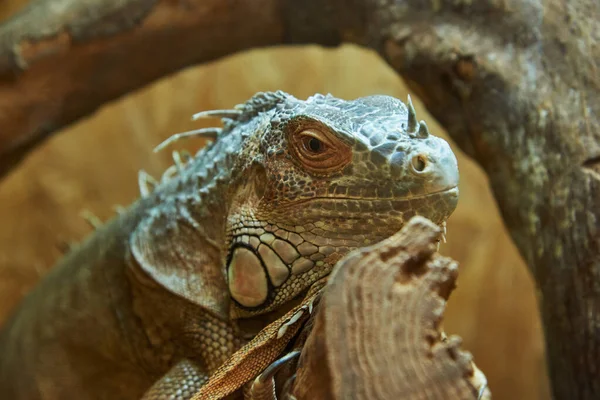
249;350;301;400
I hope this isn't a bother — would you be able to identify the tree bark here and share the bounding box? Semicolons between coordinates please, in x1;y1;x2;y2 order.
290;217;490;400
1;0;598;398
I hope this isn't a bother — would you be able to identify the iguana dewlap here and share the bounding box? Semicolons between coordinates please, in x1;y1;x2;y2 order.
0;91;459;399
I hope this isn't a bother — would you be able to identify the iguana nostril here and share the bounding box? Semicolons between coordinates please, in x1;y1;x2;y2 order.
411;155;428;173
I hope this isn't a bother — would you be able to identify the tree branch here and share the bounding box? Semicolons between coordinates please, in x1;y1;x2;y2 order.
0;0;289;177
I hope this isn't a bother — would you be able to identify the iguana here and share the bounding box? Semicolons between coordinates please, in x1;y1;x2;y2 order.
0;91;459;399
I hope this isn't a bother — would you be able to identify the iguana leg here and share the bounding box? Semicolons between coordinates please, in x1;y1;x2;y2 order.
141;359;208;400
139;307;247;400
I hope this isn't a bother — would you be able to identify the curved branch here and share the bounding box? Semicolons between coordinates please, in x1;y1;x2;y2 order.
0;0;291;177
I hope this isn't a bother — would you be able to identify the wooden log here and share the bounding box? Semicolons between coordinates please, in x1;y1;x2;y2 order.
290;216;490;400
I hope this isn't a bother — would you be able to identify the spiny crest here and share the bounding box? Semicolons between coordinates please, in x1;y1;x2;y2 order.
137;149;198;197
139;91;294;198
237;90;292;120
153;127;222;153
406;94;418;133
153;91;292;153
191;109;242;121
406;95;430;139
138;170;158;198
416;120;430;138
80;209;103;229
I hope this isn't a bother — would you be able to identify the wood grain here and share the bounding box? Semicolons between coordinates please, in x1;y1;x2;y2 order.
292;217;490;400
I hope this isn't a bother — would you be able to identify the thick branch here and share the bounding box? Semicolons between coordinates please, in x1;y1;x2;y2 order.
0;0;293;177
290;217;489;400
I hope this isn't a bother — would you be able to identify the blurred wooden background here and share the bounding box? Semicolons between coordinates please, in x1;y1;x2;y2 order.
0;2;550;399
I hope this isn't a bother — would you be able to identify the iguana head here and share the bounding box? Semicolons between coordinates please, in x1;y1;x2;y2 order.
222;92;459;317
133;91;458;320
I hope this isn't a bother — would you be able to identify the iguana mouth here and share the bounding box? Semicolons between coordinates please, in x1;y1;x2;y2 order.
263;186;458;238
315;185;458;201
279;186;459;206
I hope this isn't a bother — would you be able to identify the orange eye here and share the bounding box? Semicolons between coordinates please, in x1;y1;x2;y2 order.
289;128;352;173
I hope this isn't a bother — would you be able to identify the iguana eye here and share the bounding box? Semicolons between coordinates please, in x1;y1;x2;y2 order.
302;135;327;154
290;128;352;173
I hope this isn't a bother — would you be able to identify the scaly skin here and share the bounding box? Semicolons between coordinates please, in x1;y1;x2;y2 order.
0;91;459;399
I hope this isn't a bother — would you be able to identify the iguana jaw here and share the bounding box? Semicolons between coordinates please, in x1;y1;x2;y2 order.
226;186;458;319
275;184;459;205
271;185;459;215
259;187;458;237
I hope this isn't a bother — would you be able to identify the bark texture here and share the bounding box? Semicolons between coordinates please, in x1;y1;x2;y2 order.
1;0;598;398
290;217;490;400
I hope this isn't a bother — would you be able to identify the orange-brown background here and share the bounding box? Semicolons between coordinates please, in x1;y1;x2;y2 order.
0;2;550;399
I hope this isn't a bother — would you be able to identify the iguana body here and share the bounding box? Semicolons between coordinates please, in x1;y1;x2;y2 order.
0;91;459;399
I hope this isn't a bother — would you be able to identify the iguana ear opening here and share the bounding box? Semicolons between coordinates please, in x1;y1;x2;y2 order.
130;213;229;319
